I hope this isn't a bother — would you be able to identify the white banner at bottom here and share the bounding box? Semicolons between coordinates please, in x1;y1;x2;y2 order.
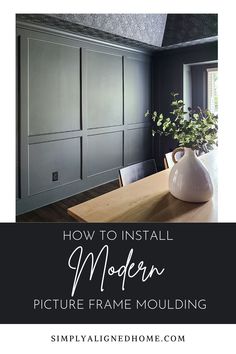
0;324;235;354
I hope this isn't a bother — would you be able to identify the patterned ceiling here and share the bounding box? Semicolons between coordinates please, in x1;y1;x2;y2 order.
163;14;218;46
16;13;218;51
50;14;167;47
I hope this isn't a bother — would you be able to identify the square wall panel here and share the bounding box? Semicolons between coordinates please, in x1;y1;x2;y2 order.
86;50;123;129
126;127;152;165
87;131;123;176
29;137;81;195
28;38;81;135
125;57;151;124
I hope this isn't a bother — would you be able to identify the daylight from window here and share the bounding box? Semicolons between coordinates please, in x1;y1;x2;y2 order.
207;68;218;115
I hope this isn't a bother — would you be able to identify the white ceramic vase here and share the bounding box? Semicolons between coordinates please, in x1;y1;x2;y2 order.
169;147;213;202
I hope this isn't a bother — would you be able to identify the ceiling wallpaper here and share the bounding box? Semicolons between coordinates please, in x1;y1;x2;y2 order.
16;13;218;51
163;14;218;46
50;14;167;47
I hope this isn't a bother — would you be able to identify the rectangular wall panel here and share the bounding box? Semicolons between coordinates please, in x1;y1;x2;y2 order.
87;131;123;177
29;138;81;195
86;50;123;129
124;57;151;124
126;127;152;165
28;38;81;135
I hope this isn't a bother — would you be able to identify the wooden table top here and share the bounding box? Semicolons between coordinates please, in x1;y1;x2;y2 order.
68;150;218;223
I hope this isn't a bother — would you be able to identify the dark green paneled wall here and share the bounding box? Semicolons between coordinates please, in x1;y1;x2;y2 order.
16;23;152;215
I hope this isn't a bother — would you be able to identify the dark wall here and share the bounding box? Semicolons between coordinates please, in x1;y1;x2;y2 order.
16;23;152;215
152;41;218;168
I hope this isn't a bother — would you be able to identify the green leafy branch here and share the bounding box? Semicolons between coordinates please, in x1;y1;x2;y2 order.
145;93;218;152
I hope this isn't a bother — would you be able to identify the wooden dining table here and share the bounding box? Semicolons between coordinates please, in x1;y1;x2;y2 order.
68;150;218;222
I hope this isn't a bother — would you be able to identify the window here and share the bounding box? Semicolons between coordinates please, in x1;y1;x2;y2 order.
207;68;218;114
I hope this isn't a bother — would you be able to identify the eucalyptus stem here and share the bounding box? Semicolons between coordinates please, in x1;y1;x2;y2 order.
145;93;218;153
